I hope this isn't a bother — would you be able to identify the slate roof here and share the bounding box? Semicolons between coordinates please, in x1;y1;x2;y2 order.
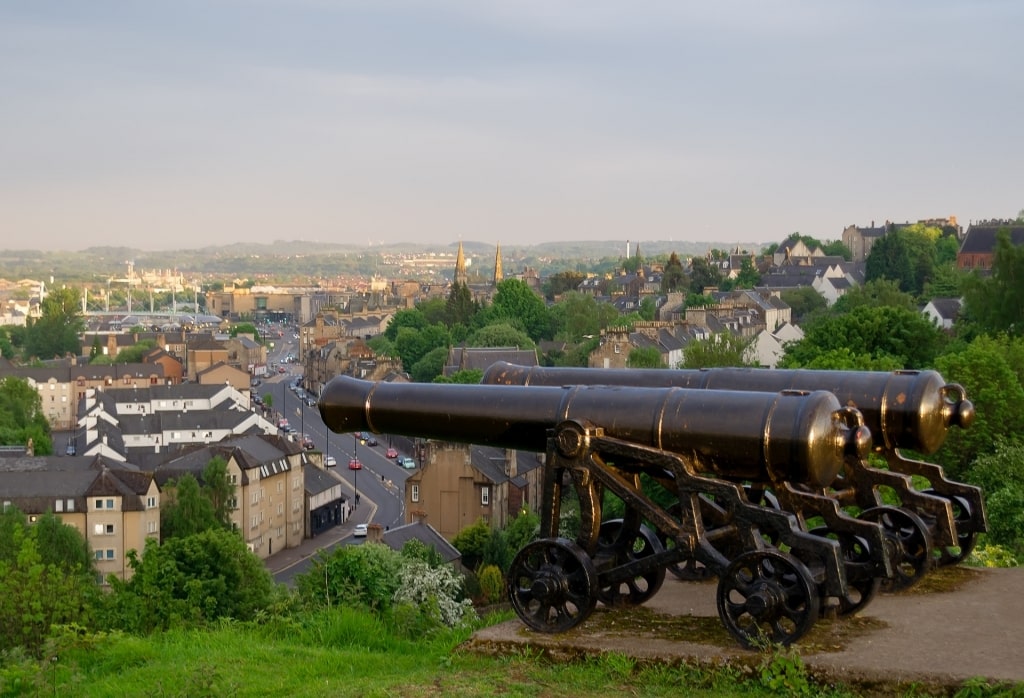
959;223;1024;254
304;464;347;498
381;520;462;563
0;455;150;514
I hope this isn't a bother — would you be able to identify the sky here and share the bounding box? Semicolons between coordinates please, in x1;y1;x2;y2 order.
2;1;1023;252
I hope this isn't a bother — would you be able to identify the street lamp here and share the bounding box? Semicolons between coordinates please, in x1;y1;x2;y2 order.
353;433;359;509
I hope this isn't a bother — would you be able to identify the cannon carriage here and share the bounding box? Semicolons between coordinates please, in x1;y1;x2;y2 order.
319;375;893;647
481;362;988;593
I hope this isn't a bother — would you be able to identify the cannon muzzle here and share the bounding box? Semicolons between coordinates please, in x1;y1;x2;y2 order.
319;375;870;488
482;363;971;454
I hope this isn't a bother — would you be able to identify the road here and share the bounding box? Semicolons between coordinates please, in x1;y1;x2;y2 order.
258;328;414;583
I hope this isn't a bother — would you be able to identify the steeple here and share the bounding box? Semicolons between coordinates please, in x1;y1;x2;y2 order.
454;240;467;286
493;241;503;286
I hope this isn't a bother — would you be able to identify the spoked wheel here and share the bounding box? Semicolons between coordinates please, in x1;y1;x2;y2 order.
716;549;820;648
924;490;979;566
508;538;599;633
808;526;881;617
595;519;667;606
859;506;933;592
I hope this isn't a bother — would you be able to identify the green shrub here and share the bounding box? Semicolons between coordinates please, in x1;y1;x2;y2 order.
477;564;505;605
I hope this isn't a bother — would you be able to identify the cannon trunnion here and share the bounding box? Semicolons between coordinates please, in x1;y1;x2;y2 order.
320;375;882;648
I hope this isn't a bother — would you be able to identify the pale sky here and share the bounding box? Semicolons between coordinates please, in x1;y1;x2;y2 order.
2;1;1022;252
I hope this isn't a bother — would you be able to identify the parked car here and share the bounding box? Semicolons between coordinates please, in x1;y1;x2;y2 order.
348;458;363;470
305;397;316;407
353;523;368;538
386;447;398;459
325;455;337;467
365;437;378;447
399;457;416;469
302;435;314;450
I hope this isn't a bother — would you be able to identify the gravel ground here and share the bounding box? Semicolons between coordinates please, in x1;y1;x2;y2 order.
466;566;1023;695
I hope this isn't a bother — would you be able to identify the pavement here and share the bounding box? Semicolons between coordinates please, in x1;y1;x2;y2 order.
264;497;378;578
466;565;1024;694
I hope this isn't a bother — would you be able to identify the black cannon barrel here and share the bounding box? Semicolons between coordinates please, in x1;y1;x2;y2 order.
319;375;870;488
481;362;972;454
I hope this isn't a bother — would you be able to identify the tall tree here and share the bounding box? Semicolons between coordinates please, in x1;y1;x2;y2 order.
688;257;722;293
477;279;551;342
22;286;84;360
202;456;236;528
661;252;687;293
0;376;52;453
445;282;478;328
160;473;221;540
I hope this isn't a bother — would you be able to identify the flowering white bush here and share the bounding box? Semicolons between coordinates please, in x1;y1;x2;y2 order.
393;560;477;628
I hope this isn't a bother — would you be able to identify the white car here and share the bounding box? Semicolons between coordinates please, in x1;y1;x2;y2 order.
325;455;337;467
353;523;368;537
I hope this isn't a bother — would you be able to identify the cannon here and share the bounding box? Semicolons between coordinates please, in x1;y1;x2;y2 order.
320;375;885;647
481;362;988;588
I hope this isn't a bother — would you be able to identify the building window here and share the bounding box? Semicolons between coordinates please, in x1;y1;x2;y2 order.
55;499;64;513
146;496;157;509
94;523;114;535
67;499;74;512
95;498;115;510
147;521;157;534
481;486;490;506
411;485;419;503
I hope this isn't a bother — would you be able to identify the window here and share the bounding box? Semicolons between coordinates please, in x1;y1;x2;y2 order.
95;498;114;510
105;549;115;560
147;521;157;534
94;523;114;535
146;496;156;509
481;486;490;506
55;499;63;513
411;485;419;503
67;499;74;512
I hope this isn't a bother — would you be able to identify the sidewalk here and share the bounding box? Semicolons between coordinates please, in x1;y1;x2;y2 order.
264;497;378;576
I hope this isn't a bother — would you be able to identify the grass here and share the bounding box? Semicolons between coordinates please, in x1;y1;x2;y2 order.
4;608;848;698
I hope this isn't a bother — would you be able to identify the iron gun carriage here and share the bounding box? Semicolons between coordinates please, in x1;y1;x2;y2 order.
320;375;884;647
482;363;988;591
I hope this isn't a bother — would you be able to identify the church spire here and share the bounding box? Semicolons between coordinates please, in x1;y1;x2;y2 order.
493;241;503;286
454;240;468;286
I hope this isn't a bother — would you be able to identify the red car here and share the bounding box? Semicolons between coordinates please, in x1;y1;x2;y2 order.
386;447;398;459
348;458;363;470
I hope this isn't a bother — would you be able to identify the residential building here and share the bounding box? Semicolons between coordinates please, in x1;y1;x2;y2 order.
0;453;160;583
403;441;543;541
956;220;1024;272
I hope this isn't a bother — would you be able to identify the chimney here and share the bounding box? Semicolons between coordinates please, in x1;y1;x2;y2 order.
367;523;385;542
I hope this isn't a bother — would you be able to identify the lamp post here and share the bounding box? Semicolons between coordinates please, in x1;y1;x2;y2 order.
353;433;359;509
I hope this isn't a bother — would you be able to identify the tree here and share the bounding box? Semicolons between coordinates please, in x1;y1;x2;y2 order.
160;473;222;540
688;257;721;293
934;335;1024;477
780;287;827;324
467;322;535;349
22;286;84;360
230;322;259;340
396;324;451;376
627;346;664;368
865;230;915;294
638;296;657;321
451;519;491;571
384;308;428;342
445;282;478;328
0;510;99;655
832;279;917;313
965;441;1024;553
543;270;587;301
781;305;944;369
960;230;1024;337
478;279;552;342
0;376;52;454
661;252;687;293
679;333;755;368
202;456;236;527
822;240;853;260
410;346;449;383
103;529;275;633
549;292;620;343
